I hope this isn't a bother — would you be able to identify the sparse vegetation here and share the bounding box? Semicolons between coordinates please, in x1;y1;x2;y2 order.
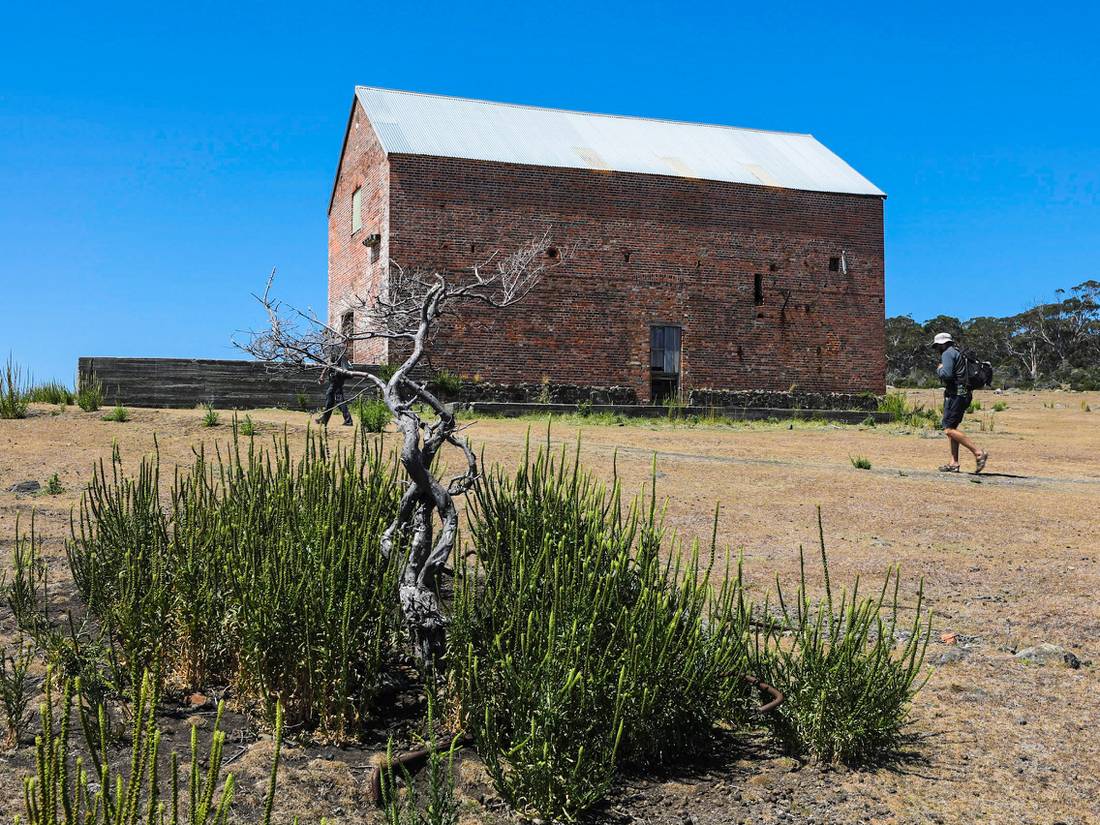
76;376;104;412
237;412;257;436
201;402;220;426
968;399;982;412
381;696;462;825
850;455;872;470
431;369;463;399
20;670;287;825
45;473;63;495
1;354;30;419
354;396;390;432
879;390;940;428
25;381;74;406
0;640;33;748
101;404;130;422
992;401;1008;412
752;512;931;763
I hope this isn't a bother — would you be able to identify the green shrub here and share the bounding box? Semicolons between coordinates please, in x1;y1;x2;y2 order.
101;404;130;422
992;401;1007;412
201;403;220;427
0;639;33;747
355;397;391;432
20;670;286;825
381;695;461;825
25;381;74;406
45;473;63;495
860;415;876;427
296;390;311;411
452;440;751;821
77;375;104;412
236;413;257;436
850;455;872;470
752;512;930;764
878;391;939;428
967;400;981;413
67;429;403;737
1;354;29;419
431;369;463;398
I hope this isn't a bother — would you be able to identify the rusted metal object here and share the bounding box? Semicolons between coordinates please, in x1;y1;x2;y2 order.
743;674;784;714
367;733;473;806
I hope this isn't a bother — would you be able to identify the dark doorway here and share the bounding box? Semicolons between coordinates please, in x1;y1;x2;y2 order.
650;325;681;403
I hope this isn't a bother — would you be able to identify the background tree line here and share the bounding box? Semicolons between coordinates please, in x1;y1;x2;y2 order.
886;280;1100;390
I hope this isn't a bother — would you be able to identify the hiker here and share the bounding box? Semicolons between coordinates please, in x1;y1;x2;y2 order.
316;340;353;427
933;332;988;473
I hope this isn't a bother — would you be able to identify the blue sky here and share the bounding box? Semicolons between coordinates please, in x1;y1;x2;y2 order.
2;1;1097;382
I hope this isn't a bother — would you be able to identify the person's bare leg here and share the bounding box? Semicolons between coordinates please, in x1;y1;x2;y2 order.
945;428;980;460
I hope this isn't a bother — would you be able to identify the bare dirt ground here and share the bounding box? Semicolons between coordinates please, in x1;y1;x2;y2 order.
1;389;1097;825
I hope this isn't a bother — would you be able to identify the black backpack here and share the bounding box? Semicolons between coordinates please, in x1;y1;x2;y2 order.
957;348;994;390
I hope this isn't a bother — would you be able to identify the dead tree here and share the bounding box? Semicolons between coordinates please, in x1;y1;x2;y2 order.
241;236;553;666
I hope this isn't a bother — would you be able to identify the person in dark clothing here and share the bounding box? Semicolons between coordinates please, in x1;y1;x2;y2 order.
316;342;354;427
933;332;988;473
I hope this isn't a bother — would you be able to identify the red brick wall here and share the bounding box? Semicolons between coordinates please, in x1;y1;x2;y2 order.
327;101;390;364
380;155;886;401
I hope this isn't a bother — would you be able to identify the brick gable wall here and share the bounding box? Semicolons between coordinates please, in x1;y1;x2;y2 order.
327;101;390;364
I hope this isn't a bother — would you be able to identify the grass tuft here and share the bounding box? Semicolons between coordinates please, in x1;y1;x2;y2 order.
354;397;390;432
201;403;220;427
850;455;872;470
101;404;130;422
1;354;30;419
77;376;104;412
752;510;931;764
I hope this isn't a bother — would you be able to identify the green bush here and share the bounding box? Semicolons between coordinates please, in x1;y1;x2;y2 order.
0;639;33;747
431;369;463;398
77;376;104;412
752;512;930;764
201;403;220;427
381;695;461;825
967;399;981;413
25;381;74;406
850;455;872;470
67;429;403;737
992;401;1007;412
1;354;29;419
101;404;130;422
45;473;63;495
878;390;940;428
236;413;257;436
355;396;391;432
452;440;751;821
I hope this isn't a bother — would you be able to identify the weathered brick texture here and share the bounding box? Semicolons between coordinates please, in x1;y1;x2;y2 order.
329;101;886;401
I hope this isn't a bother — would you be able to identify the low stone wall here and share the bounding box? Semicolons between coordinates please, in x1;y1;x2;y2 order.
452;381;637;405
687;388;880;412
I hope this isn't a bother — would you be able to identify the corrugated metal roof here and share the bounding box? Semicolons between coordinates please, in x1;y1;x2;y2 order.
354;86;885;197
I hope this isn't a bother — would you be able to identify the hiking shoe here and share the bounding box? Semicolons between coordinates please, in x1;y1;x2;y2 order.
938;464;961;473
341;420;354;427
975;451;989;473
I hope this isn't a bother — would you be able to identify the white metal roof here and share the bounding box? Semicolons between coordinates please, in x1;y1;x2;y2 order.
354;86;884;197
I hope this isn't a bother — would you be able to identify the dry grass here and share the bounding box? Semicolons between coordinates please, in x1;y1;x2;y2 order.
1;389;1098;824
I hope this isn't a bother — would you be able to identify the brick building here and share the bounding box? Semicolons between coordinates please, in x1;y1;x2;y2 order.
329;87;886;403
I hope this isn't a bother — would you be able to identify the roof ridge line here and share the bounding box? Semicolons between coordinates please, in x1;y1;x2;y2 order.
354;85;814;139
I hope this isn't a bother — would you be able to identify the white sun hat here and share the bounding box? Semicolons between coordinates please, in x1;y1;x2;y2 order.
932;332;954;346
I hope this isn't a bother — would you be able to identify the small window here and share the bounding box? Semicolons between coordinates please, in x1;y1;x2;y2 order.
351;187;363;234
341;310;354;341
828;256;840;272
753;274;764;305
